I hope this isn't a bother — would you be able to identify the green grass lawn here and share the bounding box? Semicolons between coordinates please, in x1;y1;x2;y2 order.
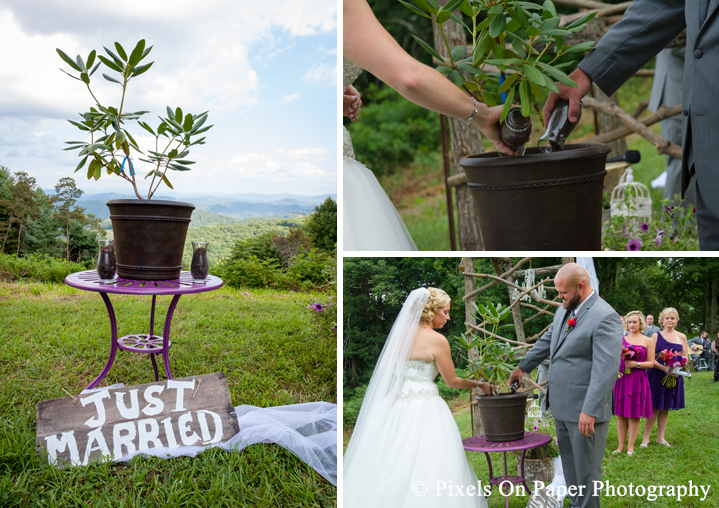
343;370;719;507
0;282;337;507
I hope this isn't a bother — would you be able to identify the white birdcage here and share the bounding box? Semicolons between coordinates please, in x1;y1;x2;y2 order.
527;400;542;419
610;167;652;221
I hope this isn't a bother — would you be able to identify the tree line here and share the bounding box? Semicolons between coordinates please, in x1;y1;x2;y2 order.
343;257;719;393
0;166;103;265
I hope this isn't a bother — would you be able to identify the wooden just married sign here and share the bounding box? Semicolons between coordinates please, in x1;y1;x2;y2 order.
36;372;240;467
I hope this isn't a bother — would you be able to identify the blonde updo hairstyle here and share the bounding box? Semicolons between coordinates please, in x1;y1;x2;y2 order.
658;307;679;328
419;288;451;326
624;310;646;333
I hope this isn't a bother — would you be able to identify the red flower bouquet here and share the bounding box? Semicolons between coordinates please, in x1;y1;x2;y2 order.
621;344;639;375
657;349;687;388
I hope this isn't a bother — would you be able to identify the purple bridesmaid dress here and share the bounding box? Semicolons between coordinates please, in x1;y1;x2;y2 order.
646;333;685;410
613;337;653;418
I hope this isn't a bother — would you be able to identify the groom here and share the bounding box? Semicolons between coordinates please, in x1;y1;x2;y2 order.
509;263;623;508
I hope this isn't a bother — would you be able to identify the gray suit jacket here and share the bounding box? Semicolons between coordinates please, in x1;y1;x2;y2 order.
579;0;719;215
643;324;661;337
518;292;623;423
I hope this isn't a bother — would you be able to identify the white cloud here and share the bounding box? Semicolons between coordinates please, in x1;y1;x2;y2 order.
274;148;328;159
302;63;337;87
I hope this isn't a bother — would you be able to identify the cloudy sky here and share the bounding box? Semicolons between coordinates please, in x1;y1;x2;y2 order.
0;0;337;197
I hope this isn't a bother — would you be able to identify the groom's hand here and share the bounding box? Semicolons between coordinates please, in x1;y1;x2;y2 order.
578;412;596;437
509;367;524;386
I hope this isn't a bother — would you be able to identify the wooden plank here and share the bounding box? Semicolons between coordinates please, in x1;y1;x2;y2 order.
36;372;240;468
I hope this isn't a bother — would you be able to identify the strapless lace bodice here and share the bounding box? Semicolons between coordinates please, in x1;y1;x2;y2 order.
343;58;362;91
396;360;440;402
343;58;363;159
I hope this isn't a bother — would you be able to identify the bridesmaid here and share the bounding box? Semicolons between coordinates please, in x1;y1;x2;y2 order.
612;311;654;456
641;307;689;447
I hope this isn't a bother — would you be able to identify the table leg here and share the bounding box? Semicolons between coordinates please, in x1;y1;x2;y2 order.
483;452;494;491
149;295;159;382
86;293;118;390
161;294;182;379
503;452;509;508
520;449;531;494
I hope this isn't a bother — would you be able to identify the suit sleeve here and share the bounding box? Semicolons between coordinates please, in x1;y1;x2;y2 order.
518;320;553;374
581;312;624;418
578;0;686;97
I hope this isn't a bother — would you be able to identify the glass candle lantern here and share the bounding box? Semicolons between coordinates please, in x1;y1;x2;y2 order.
191;241;209;283
97;239;117;283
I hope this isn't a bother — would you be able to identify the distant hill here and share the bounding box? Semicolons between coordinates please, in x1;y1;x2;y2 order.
70;192;335;220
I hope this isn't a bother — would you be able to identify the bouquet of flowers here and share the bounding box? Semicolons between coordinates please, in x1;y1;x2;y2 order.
657;349;687;388
621;344;639;375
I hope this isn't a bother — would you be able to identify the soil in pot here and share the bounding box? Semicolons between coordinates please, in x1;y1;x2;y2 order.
107;199;195;281
460;143;611;250
475;392;528;442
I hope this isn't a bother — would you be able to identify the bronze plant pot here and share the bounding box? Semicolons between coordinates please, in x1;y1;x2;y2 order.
107;199;195;280
475;392;528;442
460;144;611;250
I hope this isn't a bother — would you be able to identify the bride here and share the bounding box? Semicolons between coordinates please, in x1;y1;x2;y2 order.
344;287;490;507
343;0;511;251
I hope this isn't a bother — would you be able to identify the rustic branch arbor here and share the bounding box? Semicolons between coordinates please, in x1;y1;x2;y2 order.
442;0;684;249
461;257;575;436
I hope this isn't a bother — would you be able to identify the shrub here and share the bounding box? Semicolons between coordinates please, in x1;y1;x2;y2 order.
343;384;367;427
304;197;337;251
0;253;86;284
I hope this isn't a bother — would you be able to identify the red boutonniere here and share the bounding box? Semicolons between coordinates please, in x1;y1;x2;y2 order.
566;317;577;332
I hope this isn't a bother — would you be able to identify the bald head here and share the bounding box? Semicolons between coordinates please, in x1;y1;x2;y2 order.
555;263;592;310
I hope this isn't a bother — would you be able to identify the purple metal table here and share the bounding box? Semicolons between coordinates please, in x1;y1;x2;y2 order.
65;270;222;390
463;432;552;508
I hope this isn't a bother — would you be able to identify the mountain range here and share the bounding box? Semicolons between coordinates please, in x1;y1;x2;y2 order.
68;192;336;221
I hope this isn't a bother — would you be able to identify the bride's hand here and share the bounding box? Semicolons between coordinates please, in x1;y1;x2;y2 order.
344;85;362;122
476;381;493;395
471;104;513;155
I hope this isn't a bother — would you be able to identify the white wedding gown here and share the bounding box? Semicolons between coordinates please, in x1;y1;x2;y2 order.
344;360;487;507
343;58;417;251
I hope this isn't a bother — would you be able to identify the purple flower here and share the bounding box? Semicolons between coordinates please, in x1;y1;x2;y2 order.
693;208;696;214
640;221;649;231
627;239;642;251
307;303;324;312
655;235;663;247
621;226;629;238
533;425;538;431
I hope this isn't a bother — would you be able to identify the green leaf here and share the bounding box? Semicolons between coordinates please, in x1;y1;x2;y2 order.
57;48;82;71
520;78;531;117
162;174;173;189
68;120;90;131
94;161;101;180
500;86;516;123
458;63;483;75
512;39;526;59
435;9;451;23
448;70;465;87
129;40;146;67
175;107;183;124
103;46;124;66
183;113;193;132
489;14;506;38
459;0;474;17
529;80;545;99
493;44;507;59
189;114;208;134
97;55;123;73
59;68;81;81
543;0;557;17
523;64;546;86
545;28;570;36
89;62;101;76
488;4;503;14
445;0;464;12
526;25;542;37
567;11;597;29
412;35;445;63
451;44;467;62
473;33;495;67
74;156;89;173
114;42;128;61
512;3;530;29
131;62;154;77
139;121;156;136
450;13;470;31
535;61;577;87
103;73;122;84
426;0;439;13
436;65;452;74
506;18;520;32
169;163;191;171
538;17;561;31
498;72;519;93
564;41;596;54
172;160;195;165
125;131;141;151
398;0;432;19
80;72;90;84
